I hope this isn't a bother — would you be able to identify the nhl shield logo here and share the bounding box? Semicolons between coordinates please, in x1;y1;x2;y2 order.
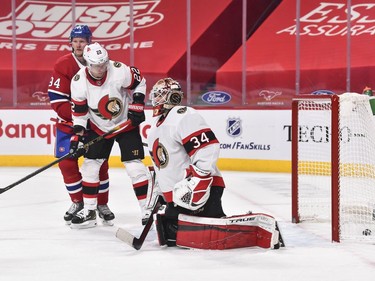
227;118;242;137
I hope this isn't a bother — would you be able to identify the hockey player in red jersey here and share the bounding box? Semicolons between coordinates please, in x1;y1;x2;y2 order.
48;25;115;225
146;78;284;249
69;42;150;229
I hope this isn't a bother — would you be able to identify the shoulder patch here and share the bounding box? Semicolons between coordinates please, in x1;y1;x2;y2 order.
177;107;187;114
73;74;80;81
113;61;122;68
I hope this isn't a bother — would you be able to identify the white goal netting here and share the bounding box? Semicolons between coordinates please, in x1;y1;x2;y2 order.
294;92;375;241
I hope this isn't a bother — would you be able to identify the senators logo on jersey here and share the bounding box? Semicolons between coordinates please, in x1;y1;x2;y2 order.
92;95;123;120
113;61;122;68
151;138;169;169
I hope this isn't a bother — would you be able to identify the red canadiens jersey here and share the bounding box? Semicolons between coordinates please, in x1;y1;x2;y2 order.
146;106;224;202
71;61;146;135
47;53;85;133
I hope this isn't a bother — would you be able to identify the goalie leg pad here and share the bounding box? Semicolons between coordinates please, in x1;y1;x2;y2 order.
155;213;178;247
176;213;280;250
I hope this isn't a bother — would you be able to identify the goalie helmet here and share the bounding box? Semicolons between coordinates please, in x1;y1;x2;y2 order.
83;42;109;79
149;78;183;116
69;25;92;43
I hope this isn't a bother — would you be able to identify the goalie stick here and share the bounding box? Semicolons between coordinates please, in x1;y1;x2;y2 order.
0;120;131;195
116;195;163;250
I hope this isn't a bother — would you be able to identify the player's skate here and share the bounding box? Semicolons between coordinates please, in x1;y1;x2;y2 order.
142;167;163;225
64;201;84;225
142;208;152;226
97;204;115;226
70;208;97;229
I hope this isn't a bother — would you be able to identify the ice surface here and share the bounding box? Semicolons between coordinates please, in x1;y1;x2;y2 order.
1;167;374;281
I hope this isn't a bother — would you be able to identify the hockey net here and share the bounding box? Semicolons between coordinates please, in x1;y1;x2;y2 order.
292;92;375;242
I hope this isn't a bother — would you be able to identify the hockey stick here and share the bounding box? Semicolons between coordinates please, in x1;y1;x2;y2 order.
0;120;131;194
116;195;163;250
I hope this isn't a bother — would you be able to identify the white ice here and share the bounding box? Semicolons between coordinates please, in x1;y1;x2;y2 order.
1;167;375;281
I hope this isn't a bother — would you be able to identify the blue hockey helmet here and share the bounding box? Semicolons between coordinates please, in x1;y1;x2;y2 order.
69;25;92;43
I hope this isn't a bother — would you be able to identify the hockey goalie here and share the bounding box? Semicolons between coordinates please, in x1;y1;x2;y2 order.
144;78;284;250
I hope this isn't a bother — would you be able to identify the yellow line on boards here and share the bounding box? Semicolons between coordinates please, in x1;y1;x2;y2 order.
0;155;291;173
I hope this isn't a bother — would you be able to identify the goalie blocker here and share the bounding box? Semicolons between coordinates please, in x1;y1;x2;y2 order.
155;212;284;250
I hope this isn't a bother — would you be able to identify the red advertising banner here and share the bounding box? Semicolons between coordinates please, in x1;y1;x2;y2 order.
0;0;233;107
5;0;371;109
216;0;375;108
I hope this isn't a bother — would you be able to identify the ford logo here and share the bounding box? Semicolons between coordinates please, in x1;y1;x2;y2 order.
201;91;231;104
311;89;335;95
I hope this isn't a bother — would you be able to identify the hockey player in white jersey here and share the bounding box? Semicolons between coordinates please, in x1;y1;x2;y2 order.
147;78;284;249
48;25;116;225
69;42;150;228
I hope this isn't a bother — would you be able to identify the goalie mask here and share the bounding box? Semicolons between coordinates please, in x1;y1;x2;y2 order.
149;78;183;116
83;42;109;79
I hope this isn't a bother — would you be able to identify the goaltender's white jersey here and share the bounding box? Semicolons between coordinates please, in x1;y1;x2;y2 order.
147;106;224;202
71;60;146;133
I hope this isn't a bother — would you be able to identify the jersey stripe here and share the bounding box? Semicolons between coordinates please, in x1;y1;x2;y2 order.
182;128;219;156
72;99;88;116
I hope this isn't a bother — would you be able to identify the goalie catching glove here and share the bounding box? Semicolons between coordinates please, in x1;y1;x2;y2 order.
173;165;213;210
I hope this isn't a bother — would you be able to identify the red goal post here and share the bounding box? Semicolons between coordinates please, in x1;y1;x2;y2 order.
291;93;375;243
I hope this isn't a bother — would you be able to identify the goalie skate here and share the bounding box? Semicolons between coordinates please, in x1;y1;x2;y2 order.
272;221;285;249
97;204;115;226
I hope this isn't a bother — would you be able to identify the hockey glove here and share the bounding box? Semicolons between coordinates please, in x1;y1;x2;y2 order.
173;165;213;211
128;92;145;126
69;125;86;158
